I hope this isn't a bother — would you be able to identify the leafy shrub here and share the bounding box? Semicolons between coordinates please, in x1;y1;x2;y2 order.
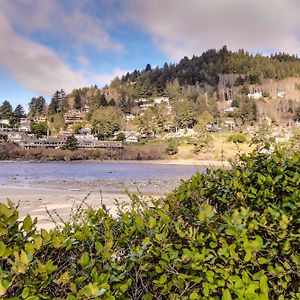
166;139;178;155
0;146;300;298
228;132;247;143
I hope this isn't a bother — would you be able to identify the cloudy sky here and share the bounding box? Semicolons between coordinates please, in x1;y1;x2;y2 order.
1;0;300;108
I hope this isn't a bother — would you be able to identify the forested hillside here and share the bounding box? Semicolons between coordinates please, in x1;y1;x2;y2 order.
118;46;300;97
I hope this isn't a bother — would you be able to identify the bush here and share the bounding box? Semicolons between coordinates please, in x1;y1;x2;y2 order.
228;132;247;143
166;139;178;155
0;146;299;298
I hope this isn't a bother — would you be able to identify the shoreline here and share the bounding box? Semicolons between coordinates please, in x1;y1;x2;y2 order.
0;158;230;167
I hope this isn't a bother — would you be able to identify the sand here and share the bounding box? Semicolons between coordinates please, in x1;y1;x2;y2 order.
0;186;149;230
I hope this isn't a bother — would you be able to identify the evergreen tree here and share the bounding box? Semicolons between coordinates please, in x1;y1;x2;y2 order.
14;104;26;119
29;96;46;117
73;92;82;110
98;94;108;106
48;91;61;115
0;100;13;119
108;99;116;106
59;89;69;112
63;135;79;151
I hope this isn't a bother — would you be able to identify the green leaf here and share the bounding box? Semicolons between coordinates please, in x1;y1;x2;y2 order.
159;274;168;284
21;287;30;298
149;216;156;229
190;292;199;299
222;289;232;300
23;214;33;232
78;252;90;267
260;275;269;294
0;282;7;297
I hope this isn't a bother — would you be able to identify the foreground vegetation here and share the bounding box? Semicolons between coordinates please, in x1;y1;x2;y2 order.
0;146;300;299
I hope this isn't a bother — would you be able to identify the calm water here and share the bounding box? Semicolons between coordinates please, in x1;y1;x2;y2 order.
0;162;205;191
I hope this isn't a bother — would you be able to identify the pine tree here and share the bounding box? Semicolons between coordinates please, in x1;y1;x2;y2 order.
14;105;26;119
73;92;82;110
98;94;108;106
0;100;13;119
48;91;61;115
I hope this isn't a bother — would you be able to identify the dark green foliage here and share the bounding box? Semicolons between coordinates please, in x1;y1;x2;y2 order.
73;92;82;110
29;96;46;117
294;106;300;122
49;90;67;114
13;104;26;119
98;94;108;107
228;132;247;143
1;147;300;298
0;100;13;119
31;121;47;138
166;139;178;155
116;132;125;141
120;47;300;92
63;135;79;151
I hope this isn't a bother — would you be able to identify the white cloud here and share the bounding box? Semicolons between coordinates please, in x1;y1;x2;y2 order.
0;0;123;52
126;0;300;60
0;16;86;95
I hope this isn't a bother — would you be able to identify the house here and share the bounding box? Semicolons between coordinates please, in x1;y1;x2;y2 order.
34;116;47;123
223;107;237;113
247;92;263;100
154;97;169;105
277;90;286;98
7;131;27;143
125;114;135;121
64;110;84;123
19;118;31;132
74;133;96;142
125;135;139;143
224;120;236;128
0;119;10;126
140;103;154;110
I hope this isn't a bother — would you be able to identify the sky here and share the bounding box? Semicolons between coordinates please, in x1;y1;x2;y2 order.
1;0;300;108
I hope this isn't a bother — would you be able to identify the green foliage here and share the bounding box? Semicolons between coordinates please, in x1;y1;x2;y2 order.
1;147;300;298
31;121;47;138
228;132;247;143
91;107;122;140
0;100;13;119
116;132;125;141
63;135;79;151
166;139;178;155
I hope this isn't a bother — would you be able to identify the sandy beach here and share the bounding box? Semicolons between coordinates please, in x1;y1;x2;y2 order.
0;185;151;230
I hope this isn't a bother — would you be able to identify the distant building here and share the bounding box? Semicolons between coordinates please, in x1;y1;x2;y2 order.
0;119;10;126
277;90;286;98
247;92;263;100
154;97;169;105
64;110;84;123
125;135;139;143
223;107;237;113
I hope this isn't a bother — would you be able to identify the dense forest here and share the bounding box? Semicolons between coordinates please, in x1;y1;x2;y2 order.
119;46;300;96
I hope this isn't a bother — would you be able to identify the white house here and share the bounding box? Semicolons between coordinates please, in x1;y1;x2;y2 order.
125;135;139;143
224;107;237;113
154;97;169;105
277;91;286;98
247;92;263;100
0;119;10;126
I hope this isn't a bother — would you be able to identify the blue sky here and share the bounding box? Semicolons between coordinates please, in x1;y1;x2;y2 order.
1;0;300;109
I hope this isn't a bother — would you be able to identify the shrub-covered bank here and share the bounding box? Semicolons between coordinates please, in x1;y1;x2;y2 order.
0;146;299;299
0;143;165;161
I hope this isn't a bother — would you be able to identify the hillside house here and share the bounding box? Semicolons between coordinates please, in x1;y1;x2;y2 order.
247;92;263;100
154;97;169;105
64;110;84;123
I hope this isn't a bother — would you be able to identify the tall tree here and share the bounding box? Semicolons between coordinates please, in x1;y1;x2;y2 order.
29;96;46;117
0;100;13;119
73;92;82;110
14;104;26;119
91;107;122;140
98;94;108;107
48;90;61;115
59;89;70;112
